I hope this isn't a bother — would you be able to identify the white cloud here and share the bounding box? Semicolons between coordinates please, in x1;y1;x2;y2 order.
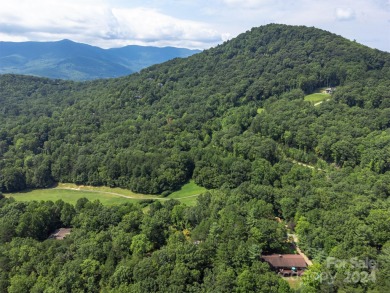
221;0;273;9
335;7;356;21
111;8;221;43
0;1;118;38
0;0;223;48
0;0;389;51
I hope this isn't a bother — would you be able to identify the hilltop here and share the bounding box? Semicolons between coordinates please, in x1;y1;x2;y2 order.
0;24;389;292
0;39;200;80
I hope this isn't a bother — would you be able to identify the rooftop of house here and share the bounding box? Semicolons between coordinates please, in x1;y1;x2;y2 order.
262;254;307;268
48;228;72;240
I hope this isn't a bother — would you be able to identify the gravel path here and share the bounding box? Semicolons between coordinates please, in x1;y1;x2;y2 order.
288;233;313;266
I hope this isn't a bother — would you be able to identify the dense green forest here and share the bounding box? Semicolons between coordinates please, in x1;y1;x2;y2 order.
0;24;389;292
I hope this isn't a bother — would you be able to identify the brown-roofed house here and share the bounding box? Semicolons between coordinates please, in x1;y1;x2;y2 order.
48;228;71;240
262;254;307;276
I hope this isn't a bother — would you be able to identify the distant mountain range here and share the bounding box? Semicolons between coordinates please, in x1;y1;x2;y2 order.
0;39;201;80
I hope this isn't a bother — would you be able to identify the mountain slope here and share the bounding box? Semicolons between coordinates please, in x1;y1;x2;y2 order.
0;39;200;80
1;23;389;192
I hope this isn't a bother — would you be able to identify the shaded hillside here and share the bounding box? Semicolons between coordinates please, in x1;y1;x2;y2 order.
0;24;390;292
1;24;389;193
0;39;200;80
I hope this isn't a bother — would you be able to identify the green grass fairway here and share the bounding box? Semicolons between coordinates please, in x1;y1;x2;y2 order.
304;92;330;103
5;181;207;206
168;180;207;206
5;187;153;206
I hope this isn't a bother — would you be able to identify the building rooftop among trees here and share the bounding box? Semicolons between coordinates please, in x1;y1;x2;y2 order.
48;228;71;240
262;254;308;276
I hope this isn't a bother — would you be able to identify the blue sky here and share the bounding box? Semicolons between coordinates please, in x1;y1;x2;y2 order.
0;0;389;51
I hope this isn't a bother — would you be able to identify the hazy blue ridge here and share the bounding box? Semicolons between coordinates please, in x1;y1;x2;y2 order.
0;39;201;80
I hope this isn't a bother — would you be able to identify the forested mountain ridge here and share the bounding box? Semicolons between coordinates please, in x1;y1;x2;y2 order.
1;24;389;193
0;24;390;292
0;39;200;80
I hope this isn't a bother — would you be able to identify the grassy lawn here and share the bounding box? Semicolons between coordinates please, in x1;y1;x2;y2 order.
283;276;303;290
168;180;207;206
5;188;147;206
304;92;330;103
55;183;155;198
5;181;207;206
257;107;265;114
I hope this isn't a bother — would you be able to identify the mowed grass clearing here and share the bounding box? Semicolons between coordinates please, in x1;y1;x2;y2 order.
304;92;330;103
257;107;265;114
4;184;156;206
5;188;134;205
168;180;208;206
5;180;207;206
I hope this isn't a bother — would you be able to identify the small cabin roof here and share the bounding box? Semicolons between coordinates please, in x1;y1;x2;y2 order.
262;254;307;268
